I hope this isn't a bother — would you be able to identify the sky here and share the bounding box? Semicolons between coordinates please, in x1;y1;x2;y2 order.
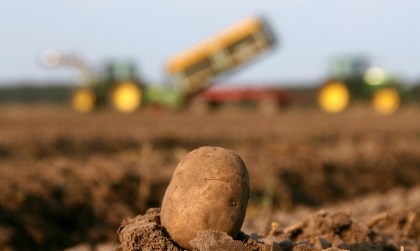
1;1;419;87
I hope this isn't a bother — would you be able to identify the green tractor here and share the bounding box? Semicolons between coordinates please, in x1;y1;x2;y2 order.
42;50;148;113
73;60;144;113
317;55;402;115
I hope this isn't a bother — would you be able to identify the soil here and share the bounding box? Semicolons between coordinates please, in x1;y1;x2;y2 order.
1;104;420;250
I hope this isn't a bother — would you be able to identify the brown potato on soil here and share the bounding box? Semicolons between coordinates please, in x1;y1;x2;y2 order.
160;146;250;250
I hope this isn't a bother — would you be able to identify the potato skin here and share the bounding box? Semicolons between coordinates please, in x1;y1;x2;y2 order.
160;146;249;250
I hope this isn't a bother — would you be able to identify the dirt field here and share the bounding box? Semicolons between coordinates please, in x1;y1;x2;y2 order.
1;104;420;250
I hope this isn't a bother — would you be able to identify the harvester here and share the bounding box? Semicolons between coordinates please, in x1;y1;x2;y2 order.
42;16;278;113
163;15;280;112
317;55;402;115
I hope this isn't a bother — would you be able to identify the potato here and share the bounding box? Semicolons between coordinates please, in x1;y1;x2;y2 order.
160;146;250;250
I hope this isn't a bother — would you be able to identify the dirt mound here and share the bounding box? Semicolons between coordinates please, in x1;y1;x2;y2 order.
116;206;419;250
116;208;180;251
116;208;288;251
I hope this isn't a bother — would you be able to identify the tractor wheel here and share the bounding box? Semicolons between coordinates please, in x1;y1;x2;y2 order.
111;82;142;113
372;87;400;115
71;88;96;113
317;81;349;114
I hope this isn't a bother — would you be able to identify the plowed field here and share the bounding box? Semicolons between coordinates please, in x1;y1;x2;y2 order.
1;104;420;250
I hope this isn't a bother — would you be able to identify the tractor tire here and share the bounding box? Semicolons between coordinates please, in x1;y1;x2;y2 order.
317;81;350;114
71;88;97;113
111;81;142;113
372;87;400;115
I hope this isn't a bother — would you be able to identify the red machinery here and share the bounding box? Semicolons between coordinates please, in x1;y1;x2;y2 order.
189;84;291;114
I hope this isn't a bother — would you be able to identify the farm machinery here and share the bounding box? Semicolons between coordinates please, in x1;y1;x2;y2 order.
42;16;289;113
41;50;145;113
163;16;291;114
317;55;403;115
